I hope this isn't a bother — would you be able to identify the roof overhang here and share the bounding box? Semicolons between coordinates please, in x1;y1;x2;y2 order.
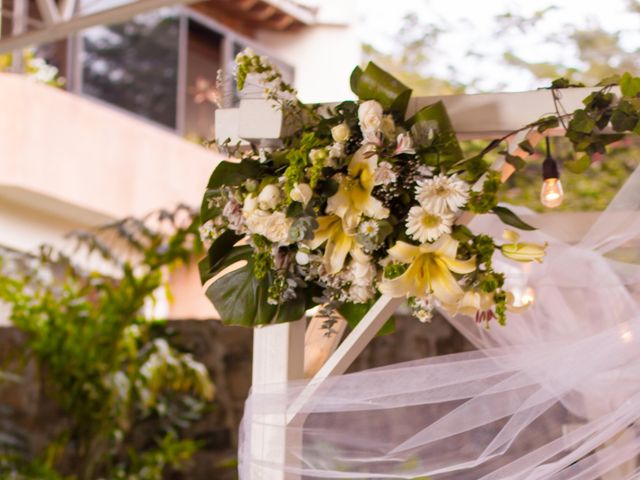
0;0;315;54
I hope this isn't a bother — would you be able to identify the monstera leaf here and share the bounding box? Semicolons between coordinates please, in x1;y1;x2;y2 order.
200;233;311;326
204;245;276;326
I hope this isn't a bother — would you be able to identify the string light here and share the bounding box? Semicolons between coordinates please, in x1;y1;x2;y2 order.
540;137;564;208
521;287;536;306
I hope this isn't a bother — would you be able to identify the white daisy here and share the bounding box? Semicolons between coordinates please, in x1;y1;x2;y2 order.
405;206;454;243
358;220;379;237
416;173;470;213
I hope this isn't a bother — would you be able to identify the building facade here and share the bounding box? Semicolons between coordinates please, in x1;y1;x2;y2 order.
0;0;360;321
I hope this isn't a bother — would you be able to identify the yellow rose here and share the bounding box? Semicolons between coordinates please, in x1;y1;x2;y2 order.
331;122;351;143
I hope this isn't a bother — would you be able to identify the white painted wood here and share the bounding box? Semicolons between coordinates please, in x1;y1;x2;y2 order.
0;0;200;54
408;87;620;138
287;295;403;424
251;318;305;480
217;87;620;145
35;0;61;25
238;98;285;141
59;0;78;21
214;108;245;146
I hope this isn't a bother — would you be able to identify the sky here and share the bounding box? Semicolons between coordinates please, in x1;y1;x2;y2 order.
354;0;639;92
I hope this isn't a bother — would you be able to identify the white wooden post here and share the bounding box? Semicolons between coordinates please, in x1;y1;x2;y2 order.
251;318;306;480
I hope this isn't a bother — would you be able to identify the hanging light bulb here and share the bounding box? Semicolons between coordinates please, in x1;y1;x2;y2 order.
540;137;564;208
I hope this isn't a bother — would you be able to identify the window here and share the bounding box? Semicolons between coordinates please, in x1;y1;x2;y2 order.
183;20;223;141
68;6;294;136
81;9;180;128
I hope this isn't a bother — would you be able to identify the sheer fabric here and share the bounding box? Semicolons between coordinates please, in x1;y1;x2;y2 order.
239;165;640;479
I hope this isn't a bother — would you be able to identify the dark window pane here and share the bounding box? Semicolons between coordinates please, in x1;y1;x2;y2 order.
184;20;223;141
81;10;179;128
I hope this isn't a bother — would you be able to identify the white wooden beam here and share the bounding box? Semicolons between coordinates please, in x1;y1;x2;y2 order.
59;0;78;21
216;87;620;145
35;0;61;25
0;0;199;54
287;295;403;424
408;87;620;138
251;318;306;480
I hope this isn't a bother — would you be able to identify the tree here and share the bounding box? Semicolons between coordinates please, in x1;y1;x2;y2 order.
0;207;214;480
363;1;640;211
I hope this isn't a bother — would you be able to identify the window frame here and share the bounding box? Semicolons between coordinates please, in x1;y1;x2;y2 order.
64;5;295;136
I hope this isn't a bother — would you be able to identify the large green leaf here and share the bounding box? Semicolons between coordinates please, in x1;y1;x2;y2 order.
198;229;243;284
350;62;412;117
339;299;396;336
273;291;308;324
492;206;536;231
203;242;310;326
205;246;276;326
206;159;261;189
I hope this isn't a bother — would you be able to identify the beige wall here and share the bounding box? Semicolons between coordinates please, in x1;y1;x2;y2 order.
0;74;219;221
0;73;221;320
257;20;361;103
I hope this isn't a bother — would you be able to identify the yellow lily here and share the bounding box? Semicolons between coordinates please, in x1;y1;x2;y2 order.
327;144;389;230
500;230;547;263
379;235;476;304
310;215;357;274
441;289;495;316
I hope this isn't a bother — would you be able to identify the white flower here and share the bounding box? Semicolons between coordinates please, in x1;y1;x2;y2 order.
290;183;313;206
243;194;258;214
358;220;379;237
350;259;376;285
394;132;416;155
295;250;310;265
309;148;327;163
406;205;454;243
199;220;215;241
222;197;244;231
348;284;375;303
358;100;384;145
257;184;282;210
329;142;345;160
416;173;470;213
262;211;293;244
416;165;435;179
374;161;397;186
331;122;351;143
345;257;377;303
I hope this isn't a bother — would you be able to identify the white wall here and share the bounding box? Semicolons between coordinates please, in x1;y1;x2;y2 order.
256;3;361;103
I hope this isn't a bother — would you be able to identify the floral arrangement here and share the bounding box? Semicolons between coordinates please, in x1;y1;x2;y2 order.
199;50;549;328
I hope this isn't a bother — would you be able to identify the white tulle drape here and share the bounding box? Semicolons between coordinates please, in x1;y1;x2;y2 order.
239;165;640;479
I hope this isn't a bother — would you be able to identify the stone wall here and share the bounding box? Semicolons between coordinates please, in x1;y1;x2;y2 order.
0;313;474;479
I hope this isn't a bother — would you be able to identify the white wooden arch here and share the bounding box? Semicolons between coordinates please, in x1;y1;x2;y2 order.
215;85;618;480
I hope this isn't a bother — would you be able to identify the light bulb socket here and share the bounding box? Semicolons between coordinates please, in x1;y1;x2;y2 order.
542;137;560;180
542;156;559;180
